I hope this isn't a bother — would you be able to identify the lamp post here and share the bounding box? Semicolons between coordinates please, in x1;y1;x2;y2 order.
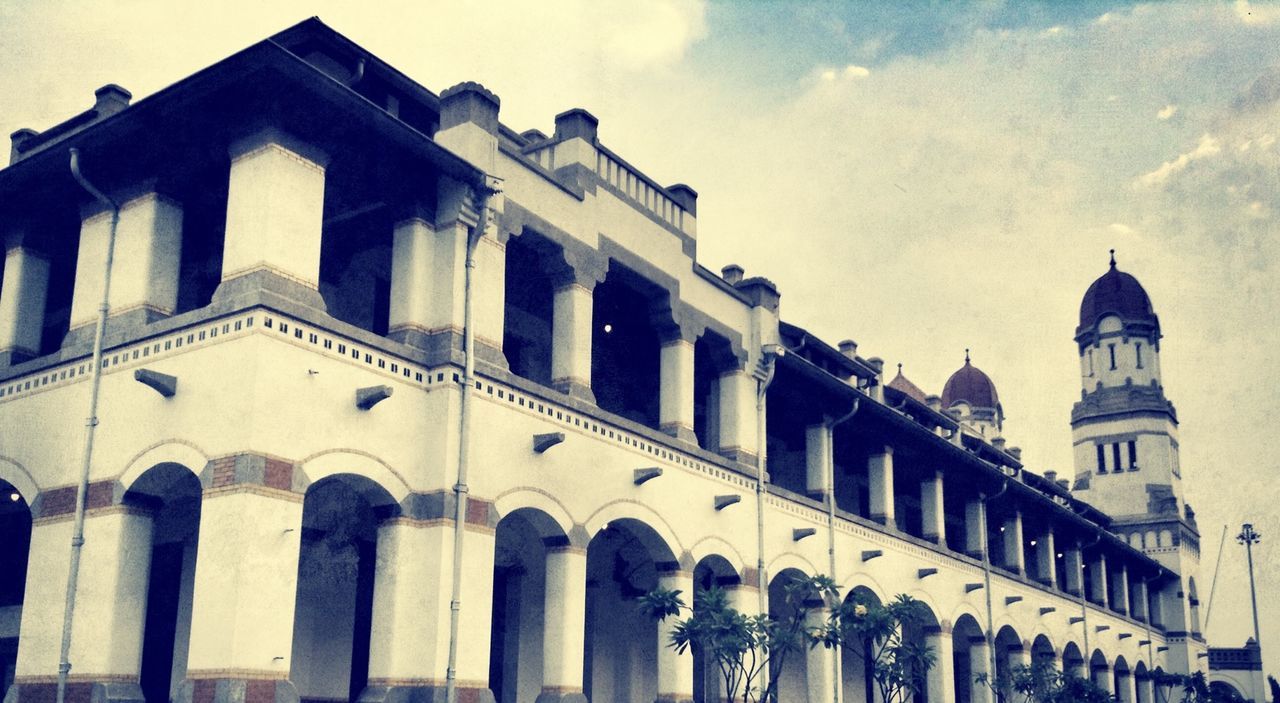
1236;523;1262;645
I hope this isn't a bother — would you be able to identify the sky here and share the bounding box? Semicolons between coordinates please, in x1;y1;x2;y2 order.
2;0;1278;677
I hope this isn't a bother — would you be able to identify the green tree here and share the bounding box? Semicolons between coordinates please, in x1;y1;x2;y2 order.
976;660;1111;703
815;591;936;703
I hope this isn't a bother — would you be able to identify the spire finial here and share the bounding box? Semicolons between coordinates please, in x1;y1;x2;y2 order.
965;348;971;364
1109;249;1116;268
897;362;903;373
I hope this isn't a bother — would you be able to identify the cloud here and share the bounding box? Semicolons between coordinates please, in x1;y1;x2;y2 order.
1108;223;1135;235
1157;104;1178;120
1136;134;1222;186
844;64;871;78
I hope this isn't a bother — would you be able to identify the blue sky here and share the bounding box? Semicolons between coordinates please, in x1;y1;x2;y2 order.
2;0;1278;675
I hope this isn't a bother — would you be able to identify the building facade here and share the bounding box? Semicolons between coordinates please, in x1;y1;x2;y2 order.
0;18;1263;703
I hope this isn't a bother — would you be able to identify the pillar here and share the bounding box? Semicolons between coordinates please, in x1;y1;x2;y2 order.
1117;669;1135;703
1112;564;1130;616
550;254;604;403
1035;530;1057;587
655;570;694;702
804;605;836;703
868;446;894;526
387;215;437;346
1064;544;1084;596
10;507;153;703
1093;663;1113;696
215;131;327;310
1136;672;1154;703
1132;580;1149;623
659;328;697;443
805;422;832;501
1089;555;1109;607
969;637;995;703
0;245;49;365
716;368;758;465
67;192;183;343
177;484;304;703
965;499;986;559
1001;511;1024;575
921;470;946;544
925;627;956;703
537;546;588;703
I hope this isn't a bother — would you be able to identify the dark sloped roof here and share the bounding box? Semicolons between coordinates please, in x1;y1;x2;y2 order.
1079;254;1157;330
887;364;928;404
942;353;999;409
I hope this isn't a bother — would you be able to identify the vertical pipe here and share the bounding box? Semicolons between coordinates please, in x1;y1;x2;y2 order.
1244;533;1261;645
981;481;1007;690
826;400;859;703
1079;535;1101;672
1202;524;1227;629
444;184;495;703
59;148;120;703
755;347;779;693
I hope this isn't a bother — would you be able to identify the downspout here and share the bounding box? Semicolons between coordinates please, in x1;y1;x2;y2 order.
59;148;119;703
1078;534;1102;671
444;181;497;703
826;399;859;703
755;345;782;691
981;479;1008;690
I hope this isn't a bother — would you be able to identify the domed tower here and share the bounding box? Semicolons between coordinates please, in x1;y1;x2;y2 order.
942;351;1003;437
1070;252;1204;667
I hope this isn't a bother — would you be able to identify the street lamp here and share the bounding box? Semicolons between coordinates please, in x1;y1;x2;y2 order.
1237;523;1262;645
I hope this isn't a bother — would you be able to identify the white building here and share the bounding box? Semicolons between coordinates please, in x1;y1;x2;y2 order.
0;18;1264;703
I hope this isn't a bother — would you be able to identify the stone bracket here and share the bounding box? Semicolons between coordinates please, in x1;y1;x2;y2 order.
356;385;393;410
533;432;566;453
134;368;177;397
965;583;984;593
861;550;883;562
792;528;816;541
633;467;663;485
714;494;741;511
918;568;938;579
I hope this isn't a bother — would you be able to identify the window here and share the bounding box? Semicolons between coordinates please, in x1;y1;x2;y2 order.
1135;342;1144;369
1096;444;1107;474
1128;440;1138;470
1108;344;1117;370
1088;349;1095;376
1112;443;1122;472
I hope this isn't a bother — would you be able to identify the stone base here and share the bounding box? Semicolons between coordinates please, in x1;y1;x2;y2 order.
551;379;595;405
62;307;171;350
175;677;298;703
387;327;508;371
358;684;495;703
533;689;588;703
4;680;146;703
659;424;699;445
211;269;328;316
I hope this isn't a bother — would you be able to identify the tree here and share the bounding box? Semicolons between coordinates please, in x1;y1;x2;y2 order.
815;591;936;703
1153;671;1246;703
976;660;1111;703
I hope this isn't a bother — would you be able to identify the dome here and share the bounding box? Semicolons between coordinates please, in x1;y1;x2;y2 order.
1078;251;1157;331
887;364;928;404
942;351;999;409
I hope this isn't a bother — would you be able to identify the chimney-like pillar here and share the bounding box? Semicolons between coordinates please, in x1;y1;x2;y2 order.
0;241;50;365
805;421;833;501
921;470;946;544
1002;511;1025;575
868;445;895;525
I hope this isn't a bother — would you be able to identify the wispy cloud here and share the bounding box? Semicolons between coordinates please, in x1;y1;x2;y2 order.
1157;104;1178;120
1137;134;1221;186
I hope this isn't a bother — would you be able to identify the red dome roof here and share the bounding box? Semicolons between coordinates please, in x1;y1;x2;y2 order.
1078;253;1157;330
942;353;999;409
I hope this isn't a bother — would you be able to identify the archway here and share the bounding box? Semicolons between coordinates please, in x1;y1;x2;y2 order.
290;474;396;703
690;554;740;703
1114;656;1133;703
1134;661;1151;703
1089;649;1110;695
951;614;985;703
125;463;203;703
0;478;32;700
1030;634;1055;673
993;626;1024;703
1061;641;1085;680
904;601;942;703
768;569;813;701
841;585;882;703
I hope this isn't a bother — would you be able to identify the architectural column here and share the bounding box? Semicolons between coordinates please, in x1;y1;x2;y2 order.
1064;544;1084;596
1092;663;1113;696
925;627;956;703
550;273;598;403
1089;554;1109;607
67;191;183;345
10;504;153;703
1001;511;1024;575
1132;580;1149;623
804;605;836;703
0;244;49;365
1117;670;1136;703
214;130;328;311
1112;564;1130;616
655;569;694;702
387;214;438;347
969;637;995;703
178;477;304;703
965;498;986;560
1035;529;1057;587
805;421;832;501
716;367;758;465
658;326;697;444
1136;672;1154;703
537;545;588;703
868;446;895;526
920;470;946;544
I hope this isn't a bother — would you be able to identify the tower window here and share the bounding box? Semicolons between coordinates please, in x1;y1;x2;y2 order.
1135;342;1144;369
1128;440;1138;470
1088;349;1095;377
1108;344;1117;370
1096;444;1107;474
1112;443;1122;472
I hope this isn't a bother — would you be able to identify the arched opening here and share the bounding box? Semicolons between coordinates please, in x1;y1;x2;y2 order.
1030;635;1056;672
488;507;568;703
1209;681;1244;701
290;475;395;703
1114;656;1133;703
502;233;556;387
591;266;666;429
692;331;737;453
1089;649;1110;694
124;463;203;703
691;554;740;702
840;585;881;703
1061;642;1085;681
1134;661;1151;703
993;626;1023;703
0;479;32;699
584;518;676;701
902;601;941;703
768;569;812;701
951;614;985;703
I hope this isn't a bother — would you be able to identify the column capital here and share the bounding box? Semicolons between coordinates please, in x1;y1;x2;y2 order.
550;247;608;291
228;127;329;169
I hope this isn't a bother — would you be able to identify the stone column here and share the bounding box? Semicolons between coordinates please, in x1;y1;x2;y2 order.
658;326;697;443
1089;554;1109;607
1092;663;1113;696
804;605;836;703
1001;511;1024;575
805;421;832;501
214;131;328;311
67;192;183;345
1036;530;1057;587
969;637;995;703
1064;544;1084;596
868;446;895;526
1132;580;1149;622
925;627;956;703
921;470;946;544
1117;670;1135;703
965;498;987;560
550;254;605;403
1112;564;1130;615
537;545;588;703
10;502;153;703
655;570;694;702
387;215;437;346
1136;672;1154;703
716;368;758;465
0;244;49;365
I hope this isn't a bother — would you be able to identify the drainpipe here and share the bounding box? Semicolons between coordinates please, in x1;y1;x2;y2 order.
981;479;1008;690
755;344;783;692
444;180;498;703
1078;534;1102;671
826;399;859;703
58;148;119;703
1142;569;1163;680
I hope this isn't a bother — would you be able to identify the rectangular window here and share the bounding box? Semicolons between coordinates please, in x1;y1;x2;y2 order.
1128;440;1138;470
1109;344;1117;370
1096;444;1107;473
1088;349;1095;376
1112;442;1122;472
1135;342;1144;369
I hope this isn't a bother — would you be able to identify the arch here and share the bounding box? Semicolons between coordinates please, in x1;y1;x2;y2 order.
494;505;571;542
764;551;819;580
947;603;986;635
119;440;210;493
298;449;411;503
1062;640;1086;678
692;552;741;584
0;455;39;503
492;487;575;538
687;535;747;578
839;573;889;606
900;587;944;623
1031;633;1056;666
583;500;683;562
